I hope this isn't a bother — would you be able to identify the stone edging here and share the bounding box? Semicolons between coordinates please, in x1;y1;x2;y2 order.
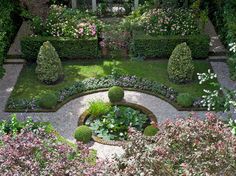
78;101;158;146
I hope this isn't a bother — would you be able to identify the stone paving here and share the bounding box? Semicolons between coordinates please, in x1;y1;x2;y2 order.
0;61;235;159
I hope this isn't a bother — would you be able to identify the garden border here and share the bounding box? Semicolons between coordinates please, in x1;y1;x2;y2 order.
5;87;206;113
78;101;158;146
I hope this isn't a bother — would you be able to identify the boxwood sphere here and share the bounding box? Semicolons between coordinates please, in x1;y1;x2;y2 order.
108;86;124;103
74;125;92;143
39;93;58;109
177;93;193;108
144;125;158;136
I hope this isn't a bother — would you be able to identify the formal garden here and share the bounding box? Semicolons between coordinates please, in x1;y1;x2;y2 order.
0;0;236;175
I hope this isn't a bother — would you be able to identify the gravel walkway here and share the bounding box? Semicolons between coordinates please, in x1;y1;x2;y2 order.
211;62;236;90
0;62;235;159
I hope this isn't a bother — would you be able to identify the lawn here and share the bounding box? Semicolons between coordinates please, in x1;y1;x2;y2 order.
9;59;216;101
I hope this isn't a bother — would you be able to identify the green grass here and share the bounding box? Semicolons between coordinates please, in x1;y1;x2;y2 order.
9;59;216;101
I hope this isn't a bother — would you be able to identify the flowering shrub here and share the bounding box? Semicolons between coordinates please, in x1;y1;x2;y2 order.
31;5;102;39
0;125;102;175
197;70;231;112
138;8;199;36
228;42;236;80
103;113;236;175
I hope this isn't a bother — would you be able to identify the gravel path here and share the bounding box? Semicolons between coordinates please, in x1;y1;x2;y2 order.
211;62;236;90
0;62;235;159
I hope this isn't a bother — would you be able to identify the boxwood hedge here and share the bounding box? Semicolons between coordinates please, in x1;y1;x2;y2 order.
132;31;210;59
21;36;99;62
6;74;204;112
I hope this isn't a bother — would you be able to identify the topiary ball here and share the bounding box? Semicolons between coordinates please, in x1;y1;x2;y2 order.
144;125;158;136
167;42;195;84
74;125;92;143
38;93;58;109
108;86;124;103
177;93;193;108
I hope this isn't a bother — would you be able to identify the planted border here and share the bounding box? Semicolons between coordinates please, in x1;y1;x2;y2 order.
132;31;210;59
78;101;158;146
21;36;99;62
6;75;206;112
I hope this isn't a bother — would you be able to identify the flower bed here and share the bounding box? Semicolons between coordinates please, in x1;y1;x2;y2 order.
129;8;209;58
21;5;102;61
0;115;102;175
6;75;205;112
102;113;236;175
78;102;157;146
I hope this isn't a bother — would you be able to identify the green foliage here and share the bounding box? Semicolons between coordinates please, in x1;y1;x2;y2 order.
108;86;124;103
21;36;98;61
132;31;210;59
88;101;111;118
38;93;58;109
7;60;216;111
229;119;236;135
206;0;236;80
0;0;20;79
168;43;195;83
74;125;92;143
0;114;54;135
86;106;149;140
177;93;193;107
144;125;158;136
36;41;63;84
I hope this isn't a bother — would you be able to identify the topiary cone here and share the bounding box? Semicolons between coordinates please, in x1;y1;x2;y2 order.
167;42;194;84
36;41;64;85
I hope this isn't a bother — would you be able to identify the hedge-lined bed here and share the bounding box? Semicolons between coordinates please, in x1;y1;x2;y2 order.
21;36;99;61
20;4;103;61
6;75;205;112
132;31;210;59
5;59;217;112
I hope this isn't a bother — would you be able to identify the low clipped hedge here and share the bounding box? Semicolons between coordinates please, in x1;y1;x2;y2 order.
21;36;99;62
132;31;210;59
6;75;205;112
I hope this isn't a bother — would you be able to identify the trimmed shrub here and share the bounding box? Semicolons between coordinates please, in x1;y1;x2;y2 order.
108;86;124;103
38;93;58;109
167;42;195;83
36;41;63;84
132;31;209;59
21;36;99;62
144;125;158;136
177;93;193;108
88;101;111;117
102;114;236;175
74;125;92;143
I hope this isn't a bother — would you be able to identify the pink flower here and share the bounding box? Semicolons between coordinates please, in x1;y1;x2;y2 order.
79;28;84;34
